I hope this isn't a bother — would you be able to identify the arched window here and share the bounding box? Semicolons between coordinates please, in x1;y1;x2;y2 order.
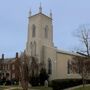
32;24;36;37
45;25;48;38
34;41;36;56
48;58;52;74
30;42;32;56
67;60;70;74
67;60;72;74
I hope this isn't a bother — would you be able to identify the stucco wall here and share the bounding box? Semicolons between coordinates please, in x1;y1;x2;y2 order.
44;46;57;80
56;52;81;79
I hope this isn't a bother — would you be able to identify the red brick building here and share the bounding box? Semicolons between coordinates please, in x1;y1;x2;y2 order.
0;53;19;81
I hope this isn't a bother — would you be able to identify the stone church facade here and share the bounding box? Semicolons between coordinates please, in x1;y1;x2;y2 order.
25;6;81;80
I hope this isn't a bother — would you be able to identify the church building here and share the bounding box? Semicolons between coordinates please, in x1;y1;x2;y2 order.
0;5;83;81
25;5;81;80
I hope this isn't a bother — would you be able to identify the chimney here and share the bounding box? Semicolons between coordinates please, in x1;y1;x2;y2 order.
2;54;4;60
16;52;18;58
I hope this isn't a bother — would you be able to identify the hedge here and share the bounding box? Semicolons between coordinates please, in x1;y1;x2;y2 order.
51;79;90;90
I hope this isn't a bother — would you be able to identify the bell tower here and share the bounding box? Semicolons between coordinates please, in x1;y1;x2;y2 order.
26;5;54;62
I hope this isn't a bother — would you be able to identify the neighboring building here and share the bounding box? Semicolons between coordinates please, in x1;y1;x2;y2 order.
0;5;82;81
0;53;19;81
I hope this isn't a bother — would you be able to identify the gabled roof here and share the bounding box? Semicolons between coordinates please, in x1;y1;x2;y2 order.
29;12;52;20
56;49;82;56
1;58;15;63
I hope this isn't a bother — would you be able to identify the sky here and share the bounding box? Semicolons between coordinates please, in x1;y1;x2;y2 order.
0;0;90;58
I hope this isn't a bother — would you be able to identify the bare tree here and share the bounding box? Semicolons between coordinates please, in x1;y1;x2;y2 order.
28;56;39;86
72;56;90;88
29;57;39;78
75;25;90;56
16;52;30;90
16;52;40;90
20;56;29;90
73;25;90;88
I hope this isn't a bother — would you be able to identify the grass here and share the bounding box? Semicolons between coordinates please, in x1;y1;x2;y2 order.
10;87;22;90
73;86;90;90
0;86;10;90
31;86;52;90
11;86;52;90
0;86;52;90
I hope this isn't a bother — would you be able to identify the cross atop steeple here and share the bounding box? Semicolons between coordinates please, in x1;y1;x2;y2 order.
39;2;42;13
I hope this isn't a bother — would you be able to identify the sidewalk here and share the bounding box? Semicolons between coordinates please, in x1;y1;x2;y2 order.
64;84;90;90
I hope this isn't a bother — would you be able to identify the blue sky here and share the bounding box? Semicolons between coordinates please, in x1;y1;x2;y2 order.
0;0;90;58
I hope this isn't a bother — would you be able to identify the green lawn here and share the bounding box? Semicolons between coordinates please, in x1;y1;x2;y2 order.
0;86;52;90
31;86;52;90
0;86;10;90
12;87;52;90
73;86;90;90
11;88;22;90
12;86;52;90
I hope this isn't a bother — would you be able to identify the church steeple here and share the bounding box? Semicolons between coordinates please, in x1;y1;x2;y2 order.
39;3;42;13
50;10;52;18
26;5;54;62
29;9;32;17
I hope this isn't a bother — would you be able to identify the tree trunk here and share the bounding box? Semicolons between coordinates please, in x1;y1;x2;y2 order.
82;76;85;88
20;80;28;90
